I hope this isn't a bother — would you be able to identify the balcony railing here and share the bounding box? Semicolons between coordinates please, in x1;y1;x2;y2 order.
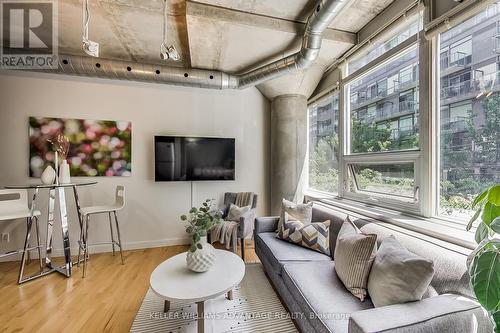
440;52;472;70
441;71;500;99
441;117;469;132
351;76;418;108
390;125;418;140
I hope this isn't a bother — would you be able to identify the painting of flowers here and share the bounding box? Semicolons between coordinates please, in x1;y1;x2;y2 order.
29;117;132;177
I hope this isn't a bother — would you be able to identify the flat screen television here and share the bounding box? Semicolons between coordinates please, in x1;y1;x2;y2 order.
155;136;235;181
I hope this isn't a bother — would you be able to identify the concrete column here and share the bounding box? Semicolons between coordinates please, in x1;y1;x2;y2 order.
270;94;308;214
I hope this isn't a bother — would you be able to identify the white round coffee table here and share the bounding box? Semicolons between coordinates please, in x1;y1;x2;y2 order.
150;249;245;333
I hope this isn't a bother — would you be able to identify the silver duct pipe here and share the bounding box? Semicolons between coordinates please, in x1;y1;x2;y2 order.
50;0;348;90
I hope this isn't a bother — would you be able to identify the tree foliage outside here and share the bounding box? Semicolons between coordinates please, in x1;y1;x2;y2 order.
440;93;500;217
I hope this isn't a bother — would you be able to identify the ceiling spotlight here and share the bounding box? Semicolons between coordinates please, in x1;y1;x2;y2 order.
160;0;180;61
82;0;99;57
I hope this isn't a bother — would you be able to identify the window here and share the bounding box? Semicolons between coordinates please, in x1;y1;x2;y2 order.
306;4;499;228
348;46;420;154
438;7;500;220
348;163;416;202
308;93;340;193
348;13;422;74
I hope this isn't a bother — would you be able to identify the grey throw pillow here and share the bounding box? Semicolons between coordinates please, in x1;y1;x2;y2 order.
334;217;377;301
367;236;435;307
226;203;250;222
277;199;313;231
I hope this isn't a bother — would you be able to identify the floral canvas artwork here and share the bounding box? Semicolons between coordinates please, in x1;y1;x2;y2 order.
29;117;132;177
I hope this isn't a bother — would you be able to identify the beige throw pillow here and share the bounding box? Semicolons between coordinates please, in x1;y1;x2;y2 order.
226;203;250;222
334;217;377;301
367;236;435;307
277;199;313;231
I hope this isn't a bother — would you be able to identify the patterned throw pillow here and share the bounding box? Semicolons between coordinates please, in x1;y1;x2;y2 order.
226;203;250;222
277;217;331;255
334;217;377;301
277;199;313;232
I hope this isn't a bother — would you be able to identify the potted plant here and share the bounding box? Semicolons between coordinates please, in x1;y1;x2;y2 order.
181;199;222;272
466;184;500;331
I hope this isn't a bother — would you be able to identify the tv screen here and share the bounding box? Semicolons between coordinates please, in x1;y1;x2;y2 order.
155;136;235;181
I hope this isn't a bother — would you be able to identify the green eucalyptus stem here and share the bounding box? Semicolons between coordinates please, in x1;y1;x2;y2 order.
180;199;223;253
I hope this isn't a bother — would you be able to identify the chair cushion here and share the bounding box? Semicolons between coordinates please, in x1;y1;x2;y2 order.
254;232;331;275
282;261;374;333
226;203;250;222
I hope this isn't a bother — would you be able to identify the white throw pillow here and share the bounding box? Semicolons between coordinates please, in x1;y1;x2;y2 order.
277;199;313;231
226;203;250;222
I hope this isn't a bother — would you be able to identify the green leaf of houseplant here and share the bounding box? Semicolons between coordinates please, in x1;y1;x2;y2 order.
482;203;500;226
473;188;490;208
491;217;500;235
476;223;490;244
467;238;492;274
488;185;500;206
491;307;500;333
467;207;482;231
470;249;500;311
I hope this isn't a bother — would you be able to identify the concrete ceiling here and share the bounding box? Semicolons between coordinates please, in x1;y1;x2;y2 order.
56;0;394;99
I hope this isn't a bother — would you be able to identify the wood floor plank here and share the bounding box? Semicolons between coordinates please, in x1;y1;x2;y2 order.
0;241;258;333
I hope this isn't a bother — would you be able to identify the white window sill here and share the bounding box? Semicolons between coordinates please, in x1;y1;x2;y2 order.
304;189;476;250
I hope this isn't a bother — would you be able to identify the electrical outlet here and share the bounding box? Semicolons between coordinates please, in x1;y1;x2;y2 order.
1;233;9;242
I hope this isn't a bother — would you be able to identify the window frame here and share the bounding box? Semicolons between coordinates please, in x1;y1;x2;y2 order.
307;4;499;227
340;32;425;215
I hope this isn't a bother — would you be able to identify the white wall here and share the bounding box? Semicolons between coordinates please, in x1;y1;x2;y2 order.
0;71;270;258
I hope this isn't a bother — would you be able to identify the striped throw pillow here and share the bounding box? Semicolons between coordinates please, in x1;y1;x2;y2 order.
334;218;377;301
277;218;330;255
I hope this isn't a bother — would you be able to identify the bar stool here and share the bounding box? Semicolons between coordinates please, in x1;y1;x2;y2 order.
0;189;43;284
78;185;125;277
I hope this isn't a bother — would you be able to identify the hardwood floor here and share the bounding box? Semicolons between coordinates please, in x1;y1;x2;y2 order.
0;241;258;333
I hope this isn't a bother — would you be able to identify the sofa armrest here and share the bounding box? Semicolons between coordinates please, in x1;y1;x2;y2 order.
239;209;256;238
348;294;493;333
254;216;279;235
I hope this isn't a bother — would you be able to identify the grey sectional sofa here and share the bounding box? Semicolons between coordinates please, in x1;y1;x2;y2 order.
254;204;493;333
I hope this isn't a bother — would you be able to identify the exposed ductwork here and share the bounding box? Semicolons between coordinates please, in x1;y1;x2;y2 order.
48;0;349;90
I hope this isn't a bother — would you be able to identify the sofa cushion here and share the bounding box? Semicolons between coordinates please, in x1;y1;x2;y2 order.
310;205;472;298
334;220;377;301
368;236;435;307
278;199;313;231
282;261;374;333
277;219;331;255
254;232;331;275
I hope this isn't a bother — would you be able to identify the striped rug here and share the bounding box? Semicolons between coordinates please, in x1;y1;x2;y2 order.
130;264;298;333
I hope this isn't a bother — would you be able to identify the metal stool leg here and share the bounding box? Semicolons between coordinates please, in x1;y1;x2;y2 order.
35;216;43;272
18;217;34;284
82;215;90;278
108;212;116;256
113;211;124;265
240;237;245;261
77;214;84;267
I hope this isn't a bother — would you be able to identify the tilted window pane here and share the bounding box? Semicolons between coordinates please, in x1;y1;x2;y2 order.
349;163;415;202
348;47;420;154
439;5;500;220
348;13;422;74
308;94;340;193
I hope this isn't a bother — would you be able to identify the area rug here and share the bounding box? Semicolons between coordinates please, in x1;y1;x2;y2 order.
130;264;298;333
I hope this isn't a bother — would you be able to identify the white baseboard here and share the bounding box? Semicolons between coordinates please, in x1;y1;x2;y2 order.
0;237;191;262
